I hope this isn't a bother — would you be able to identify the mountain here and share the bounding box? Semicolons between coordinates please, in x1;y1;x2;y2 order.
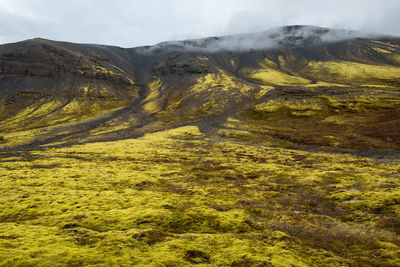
1;26;400;266
1;25;400;151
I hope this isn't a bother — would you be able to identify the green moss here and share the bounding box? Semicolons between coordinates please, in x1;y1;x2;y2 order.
303;61;400;86
254;85;274;100
2;34;400;267
0;124;399;265
253;99;323;116
190;70;253;95
142;78;164;114
245;67;311;86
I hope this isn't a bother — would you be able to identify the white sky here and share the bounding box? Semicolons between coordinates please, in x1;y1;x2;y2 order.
0;0;399;47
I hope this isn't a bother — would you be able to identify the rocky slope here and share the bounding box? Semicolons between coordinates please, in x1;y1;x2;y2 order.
1;25;400;152
0;25;400;152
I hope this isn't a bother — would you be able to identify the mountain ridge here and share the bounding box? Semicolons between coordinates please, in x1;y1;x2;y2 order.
144;25;386;52
5;25;391;51
1;25;400;152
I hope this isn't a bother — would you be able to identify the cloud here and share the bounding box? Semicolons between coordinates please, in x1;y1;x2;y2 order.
139;25;378;53
223;0;400;36
0;0;399;47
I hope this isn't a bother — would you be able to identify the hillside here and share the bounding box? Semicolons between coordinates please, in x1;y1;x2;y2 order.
1;26;400;266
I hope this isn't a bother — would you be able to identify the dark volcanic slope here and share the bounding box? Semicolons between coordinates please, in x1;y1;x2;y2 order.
1;25;400;152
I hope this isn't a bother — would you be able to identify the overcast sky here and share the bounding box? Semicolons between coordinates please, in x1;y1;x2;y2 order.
0;0;399;47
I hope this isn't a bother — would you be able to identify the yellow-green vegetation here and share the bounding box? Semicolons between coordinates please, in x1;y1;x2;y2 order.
243;66;311;86
0;125;399;266
303;61;400;86
93;65;119;76
89;119;134;136
254;85;274;100
142;78;164;114
196;56;208;61
254;91;400;117
191;70;253;95
239;57;311;86
0;95;131;148
261;58;278;68
304;81;348;88
0;100;62;128
242;57;349;87
278;54;303;72
240;88;400;150
92;65;135;86
159;70;263;121
1;128;41;147
371;40;400;49
368;41;400;63
373;47;392;54
59;98;121;119
254;99;323;116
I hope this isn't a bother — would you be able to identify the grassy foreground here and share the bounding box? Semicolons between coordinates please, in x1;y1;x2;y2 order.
0;125;399;266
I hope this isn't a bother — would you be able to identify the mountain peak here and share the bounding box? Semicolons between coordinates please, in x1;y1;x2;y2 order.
142;25;380;53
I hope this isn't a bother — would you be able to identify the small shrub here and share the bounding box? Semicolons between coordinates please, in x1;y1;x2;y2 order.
132;229;170;245
184;250;210;264
377;216;400;234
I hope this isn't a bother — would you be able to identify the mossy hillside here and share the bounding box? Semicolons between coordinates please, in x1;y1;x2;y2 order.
92;65;136;86
242;66;311;86
142;78;165;114
1;125;399;266
158;70;271;122
233;38;400;88
2;34;400;150
252;93;400;118
370;40;400;62
76;56;137;88
303;61;400;86
88;118;136;137
241;88;400;150
0;95;131;148
239;57;353;88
